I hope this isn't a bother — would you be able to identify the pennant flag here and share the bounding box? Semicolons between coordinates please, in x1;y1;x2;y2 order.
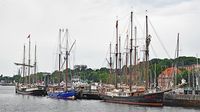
27;34;30;38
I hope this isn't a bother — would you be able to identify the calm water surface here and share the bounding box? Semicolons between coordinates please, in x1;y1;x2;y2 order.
0;86;199;112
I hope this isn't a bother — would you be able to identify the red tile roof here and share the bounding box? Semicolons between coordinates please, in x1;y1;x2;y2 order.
159;67;181;77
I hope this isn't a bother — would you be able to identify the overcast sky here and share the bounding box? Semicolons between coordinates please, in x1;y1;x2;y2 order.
0;0;200;76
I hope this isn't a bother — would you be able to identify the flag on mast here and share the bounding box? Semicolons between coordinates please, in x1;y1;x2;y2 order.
27;34;30;38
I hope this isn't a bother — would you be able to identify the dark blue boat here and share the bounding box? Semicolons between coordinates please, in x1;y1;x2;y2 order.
48;90;76;100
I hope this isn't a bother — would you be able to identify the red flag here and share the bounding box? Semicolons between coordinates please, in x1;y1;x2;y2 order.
27;34;30;38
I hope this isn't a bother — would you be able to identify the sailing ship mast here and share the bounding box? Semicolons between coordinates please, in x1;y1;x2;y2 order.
34;44;37;84
23;45;26;84
28;35;31;84
109;42;112;84
176;33;180;87
119;36;122;78
129;11;133;91
65;29;69;91
119;35;122;84
154;63;157;88
174;33;179;88
145;11;151;90
115;20;119;88
64;29;76;91
125;34;129;85
134;26;137;66
196;55;199;90
58;29;62;86
176;33;180;58
134;26;138;85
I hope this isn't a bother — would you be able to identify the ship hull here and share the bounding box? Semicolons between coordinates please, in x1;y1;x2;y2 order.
16;89;47;96
48;90;76;100
80;93;101;100
164;93;200;108
100;92;164;107
76;91;101;100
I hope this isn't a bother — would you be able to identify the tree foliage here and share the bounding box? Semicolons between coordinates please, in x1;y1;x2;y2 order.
4;56;199;84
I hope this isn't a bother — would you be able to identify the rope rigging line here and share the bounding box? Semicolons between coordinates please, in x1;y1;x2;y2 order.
102;43;110;67
149;19;171;58
134;14;145;35
61;59;66;70
120;14;130;39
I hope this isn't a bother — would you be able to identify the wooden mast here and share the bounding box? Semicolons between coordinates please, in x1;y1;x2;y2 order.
64;29;76;91
34;44;37;84
134;26;138;85
196;54;199;90
174;33;179;87
119;35;122;83
125;34;129;85
145;11;148;90
23;45;26;84
58;29;62;87
129;11;133;92
176;33;179;58
119;36;121;72
154;64;157;88
28;35;31;84
134;26;137;66
115;20;119;89
109;42;112;84
65;29;69;91
145;10;151;90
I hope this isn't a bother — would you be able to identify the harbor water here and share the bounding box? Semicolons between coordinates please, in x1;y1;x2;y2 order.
0;86;199;112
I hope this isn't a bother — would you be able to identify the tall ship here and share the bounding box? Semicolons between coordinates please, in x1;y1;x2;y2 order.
47;29;76;100
100;11;164;107
15;35;47;96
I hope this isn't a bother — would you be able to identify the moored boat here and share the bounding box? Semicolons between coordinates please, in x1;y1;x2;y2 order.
101;91;164;107
47;29;76;100
164;90;200;107
16;85;47;96
14;35;47;96
48;90;76;100
75;83;101;100
100;11;165;107
163;35;200;108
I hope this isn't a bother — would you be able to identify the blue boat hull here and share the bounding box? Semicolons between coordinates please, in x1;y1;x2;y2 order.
48;90;76;100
